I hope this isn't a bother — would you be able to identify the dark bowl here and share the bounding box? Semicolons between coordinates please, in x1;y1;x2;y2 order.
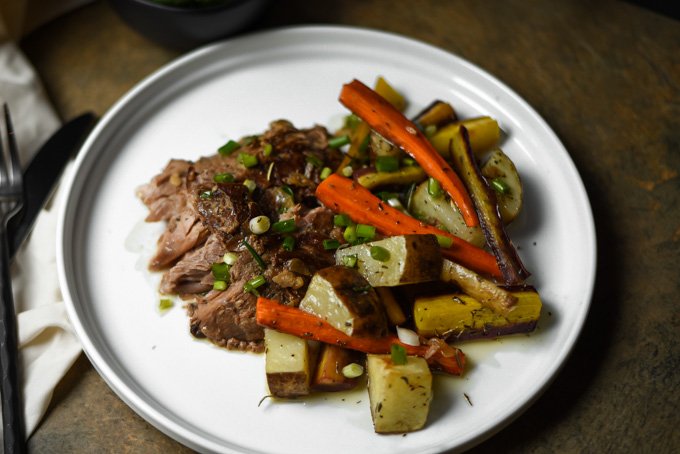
108;0;270;51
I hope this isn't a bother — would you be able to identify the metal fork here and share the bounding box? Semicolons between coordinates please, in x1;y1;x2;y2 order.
0;104;26;453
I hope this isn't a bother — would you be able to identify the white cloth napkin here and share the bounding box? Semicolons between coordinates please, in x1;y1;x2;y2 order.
0;41;82;445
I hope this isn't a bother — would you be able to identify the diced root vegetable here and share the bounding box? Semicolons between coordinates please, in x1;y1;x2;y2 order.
367;354;433;433
264;329;312;398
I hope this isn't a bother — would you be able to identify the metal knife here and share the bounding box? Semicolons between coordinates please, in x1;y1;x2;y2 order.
7;112;96;258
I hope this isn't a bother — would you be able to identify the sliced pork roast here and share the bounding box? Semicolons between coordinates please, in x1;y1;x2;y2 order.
139;121;344;352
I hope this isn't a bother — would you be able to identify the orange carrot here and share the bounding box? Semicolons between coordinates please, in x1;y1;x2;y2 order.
256;297;465;376
339;79;479;227
316;174;501;279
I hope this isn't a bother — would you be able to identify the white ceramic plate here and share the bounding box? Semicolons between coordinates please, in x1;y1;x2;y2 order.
58;26;596;454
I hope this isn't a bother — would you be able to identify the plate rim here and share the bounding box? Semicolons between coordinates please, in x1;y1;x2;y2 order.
57;24;597;454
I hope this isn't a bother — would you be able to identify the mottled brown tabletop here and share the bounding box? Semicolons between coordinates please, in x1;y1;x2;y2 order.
20;1;679;452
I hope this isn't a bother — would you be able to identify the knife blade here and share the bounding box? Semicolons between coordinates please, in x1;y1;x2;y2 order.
7;112;96;258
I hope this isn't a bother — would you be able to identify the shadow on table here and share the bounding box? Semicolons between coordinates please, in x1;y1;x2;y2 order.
464;154;622;452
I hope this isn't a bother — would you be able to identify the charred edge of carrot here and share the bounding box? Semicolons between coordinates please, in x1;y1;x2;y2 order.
315;174;502;279
339;79;479;227
256;297;465;376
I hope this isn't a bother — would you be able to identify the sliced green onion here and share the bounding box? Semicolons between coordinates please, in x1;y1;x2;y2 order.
402;157;417;166
341;166;354;177
328;134;350;149
333;214;352;227
199;190;213;200
427;177;443;198
159;298;174;312
249;215;271;235
323;239;341;250
218;139;240;156
491;178;510;194
306;154;323;168
342;254;358;268
213;172;234;183
406;182;417;211
282;236;295;251
320;167;332;180
242;179;256;193
281;185;294;197
266;162;275;181
238;153;259;168
343;225;358;243
213;280;228;291
211;262;230;281
370;245;390;262
263;143;273;156
390;344;407;365
223;252;238;265
242;240;266;270
272;219;296;233
341;362;364;378
244;275;266;295
356;224;376;239
375;156;400;173
436;235;453;248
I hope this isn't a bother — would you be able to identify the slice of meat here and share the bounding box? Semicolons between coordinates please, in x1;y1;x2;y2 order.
137;159;192;222
194;182;259;240
149;204;208;270
160;235;227;295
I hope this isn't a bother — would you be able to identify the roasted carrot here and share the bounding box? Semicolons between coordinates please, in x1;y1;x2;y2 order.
256;297;466;376
316;174;502;278
339;79;479;227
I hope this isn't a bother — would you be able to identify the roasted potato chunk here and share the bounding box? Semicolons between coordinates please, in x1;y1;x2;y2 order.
367;354;433;433
264;329;312;398
299;266;388;338
335;234;442;287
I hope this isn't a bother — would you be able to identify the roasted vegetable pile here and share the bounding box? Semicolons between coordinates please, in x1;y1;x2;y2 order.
255;77;542;434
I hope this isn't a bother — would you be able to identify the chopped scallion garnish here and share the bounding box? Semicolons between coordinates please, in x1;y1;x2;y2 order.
249;215;271;235
244;275;266;295
272;218;296;233
375;156;400;173
341;362;364;378
266;162;275;181
199;190;213;200
281;185;294;197
333;213;352;227
491;178;510;194
402;157;417;166
342;254;358;268
436;235;453;248
427;177;443;198
390;344;407;365
356;224;376;239
223;252;238;265
370;245;390;262
323;239;341;250
213;172;235;183
343;225;358;243
211;262;230;281
213;280;228;291
282;236;295;251
328;134;350;149
320;167;332;180
238;153;259;168
242;240;266;269
159;298;174;312
243;179;256;193
218;140;240;156
263;143;273;156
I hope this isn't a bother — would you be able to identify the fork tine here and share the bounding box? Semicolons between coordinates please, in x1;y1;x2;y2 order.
3;104;21;186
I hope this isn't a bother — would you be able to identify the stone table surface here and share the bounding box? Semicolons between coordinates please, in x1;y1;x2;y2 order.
19;0;679;452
